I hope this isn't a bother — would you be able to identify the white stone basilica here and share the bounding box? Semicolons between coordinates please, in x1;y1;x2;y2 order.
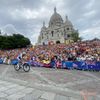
37;7;76;45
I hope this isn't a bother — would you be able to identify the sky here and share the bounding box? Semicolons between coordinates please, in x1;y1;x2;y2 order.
0;0;100;44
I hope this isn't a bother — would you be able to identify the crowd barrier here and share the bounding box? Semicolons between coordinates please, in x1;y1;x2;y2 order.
11;59;18;65
0;58;100;71
0;59;3;64
72;61;100;71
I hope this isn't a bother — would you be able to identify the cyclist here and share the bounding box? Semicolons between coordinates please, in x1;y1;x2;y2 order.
15;52;30;72
17;52;26;64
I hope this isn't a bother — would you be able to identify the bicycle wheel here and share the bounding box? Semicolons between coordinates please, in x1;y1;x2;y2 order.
23;63;30;72
14;64;20;71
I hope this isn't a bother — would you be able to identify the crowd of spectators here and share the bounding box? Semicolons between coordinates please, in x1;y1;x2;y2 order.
0;40;100;68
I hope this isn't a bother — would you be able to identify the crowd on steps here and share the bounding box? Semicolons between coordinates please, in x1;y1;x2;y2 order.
0;40;100;70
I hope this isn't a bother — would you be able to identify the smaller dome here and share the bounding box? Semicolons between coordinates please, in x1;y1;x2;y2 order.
64;16;73;26
41;21;47;31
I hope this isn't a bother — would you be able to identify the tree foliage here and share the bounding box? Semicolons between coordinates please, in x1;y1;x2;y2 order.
71;31;82;42
0;34;31;49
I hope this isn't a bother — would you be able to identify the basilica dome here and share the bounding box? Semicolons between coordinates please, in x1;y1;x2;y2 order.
64;16;73;26
49;7;63;27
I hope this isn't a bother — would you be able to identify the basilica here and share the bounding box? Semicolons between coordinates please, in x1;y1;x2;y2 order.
37;7;76;45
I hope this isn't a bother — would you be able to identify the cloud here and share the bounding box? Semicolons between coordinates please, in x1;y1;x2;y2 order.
80;26;100;40
83;10;96;18
0;0;100;44
1;24;19;35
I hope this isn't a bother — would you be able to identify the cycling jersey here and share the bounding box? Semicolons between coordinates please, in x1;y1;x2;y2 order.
17;53;23;61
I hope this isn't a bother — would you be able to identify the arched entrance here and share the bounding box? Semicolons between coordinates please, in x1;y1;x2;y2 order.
56;40;60;44
43;42;45;45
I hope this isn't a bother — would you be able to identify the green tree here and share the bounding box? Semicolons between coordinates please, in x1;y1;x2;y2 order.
0;34;31;49
71;31;82;42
